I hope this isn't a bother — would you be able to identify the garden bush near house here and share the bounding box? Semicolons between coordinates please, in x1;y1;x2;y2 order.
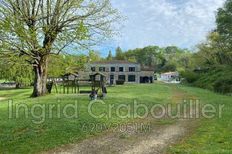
180;70;199;83
116;80;125;85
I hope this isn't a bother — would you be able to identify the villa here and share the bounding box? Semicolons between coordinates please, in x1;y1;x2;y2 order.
78;60;155;84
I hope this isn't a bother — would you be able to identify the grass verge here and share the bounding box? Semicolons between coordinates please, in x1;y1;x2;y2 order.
168;85;232;154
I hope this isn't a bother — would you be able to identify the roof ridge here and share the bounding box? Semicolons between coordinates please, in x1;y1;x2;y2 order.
91;60;139;65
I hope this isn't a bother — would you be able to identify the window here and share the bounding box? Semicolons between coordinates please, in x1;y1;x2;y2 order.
119;67;124;72
118;75;126;81
91;67;96;72
128;75;136;82
111;67;115;72
99;67;105;72
129;67;136;72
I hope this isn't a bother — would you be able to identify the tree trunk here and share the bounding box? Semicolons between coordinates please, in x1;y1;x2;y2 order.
31;56;49;97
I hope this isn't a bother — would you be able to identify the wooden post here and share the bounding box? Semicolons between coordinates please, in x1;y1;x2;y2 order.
63;81;65;94
60;83;61;94
77;80;80;93
71;81;74;94
54;81;58;94
74;79;77;94
67;81;69;94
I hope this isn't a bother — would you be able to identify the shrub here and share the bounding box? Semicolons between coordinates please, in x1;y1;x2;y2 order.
182;65;232;95
181;70;199;83
214;77;232;94
116;80;125;85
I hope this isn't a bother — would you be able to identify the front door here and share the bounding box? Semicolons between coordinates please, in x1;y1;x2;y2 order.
110;75;114;85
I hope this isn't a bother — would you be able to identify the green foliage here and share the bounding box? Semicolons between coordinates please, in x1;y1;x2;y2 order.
116;80;125;85
217;0;232;42
103;45;192;73
48;52;100;78
0;57;33;87
115;46;124;60
214;77;232;94
181;70;199;83
0;0;120;96
124;46;164;67
88;50;101;62
120;45;191;73
160;64;176;73
106;50;113;60
216;0;232;65
184;66;232;94
182;0;232;94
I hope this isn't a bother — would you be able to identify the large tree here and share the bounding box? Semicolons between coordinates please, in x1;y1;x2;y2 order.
106;50;113;60
0;0;119;97
115;46;124;60
216;0;232;65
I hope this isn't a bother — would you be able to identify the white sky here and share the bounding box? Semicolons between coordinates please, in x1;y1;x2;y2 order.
97;0;226;55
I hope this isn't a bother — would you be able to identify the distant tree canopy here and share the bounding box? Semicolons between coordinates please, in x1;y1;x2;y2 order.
179;0;232;94
0;56;33;88
48;51;100;78
0;50;101;86
107;50;113;60
191;0;232;68
115;47;124;60
107;45;191;73
88;50;102;62
216;0;232;65
47;54;87;78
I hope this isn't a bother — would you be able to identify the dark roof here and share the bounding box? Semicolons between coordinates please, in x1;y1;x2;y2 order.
91;60;139;65
141;66;155;71
62;72;79;77
90;72;106;77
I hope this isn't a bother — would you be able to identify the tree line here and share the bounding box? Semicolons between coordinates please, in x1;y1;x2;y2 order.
0;50;101;88
181;0;232;95
106;46;192;73
1;0;232;96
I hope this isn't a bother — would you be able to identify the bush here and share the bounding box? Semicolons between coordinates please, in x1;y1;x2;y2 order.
214;78;232;94
181;71;199;83
182;65;232;95
116;80;125;85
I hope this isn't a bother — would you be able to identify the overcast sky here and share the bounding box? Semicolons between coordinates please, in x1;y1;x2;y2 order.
96;0;226;56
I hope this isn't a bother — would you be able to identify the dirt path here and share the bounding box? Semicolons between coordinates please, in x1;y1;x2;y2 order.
44;86;199;154
0;97;6;101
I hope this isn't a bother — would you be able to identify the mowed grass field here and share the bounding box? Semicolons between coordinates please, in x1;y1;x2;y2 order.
0;83;231;153
168;86;232;154
0;84;173;153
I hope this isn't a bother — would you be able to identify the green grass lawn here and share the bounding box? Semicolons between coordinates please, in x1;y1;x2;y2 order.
0;84;173;153
168;85;232;154
0;83;231;153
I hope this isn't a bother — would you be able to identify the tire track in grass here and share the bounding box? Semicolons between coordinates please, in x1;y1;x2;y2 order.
43;85;200;154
